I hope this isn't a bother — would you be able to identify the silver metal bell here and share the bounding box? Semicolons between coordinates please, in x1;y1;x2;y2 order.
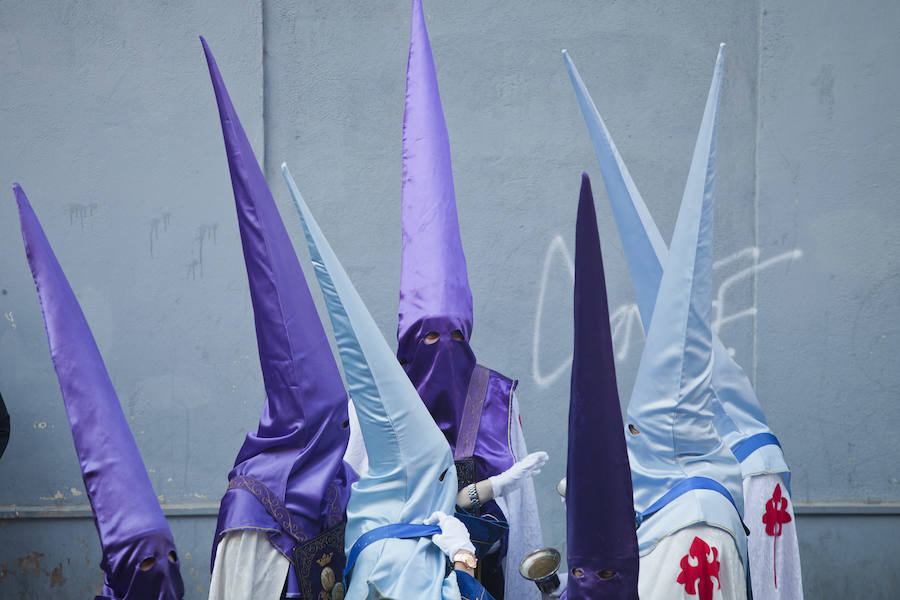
556;477;567;498
519;547;562;594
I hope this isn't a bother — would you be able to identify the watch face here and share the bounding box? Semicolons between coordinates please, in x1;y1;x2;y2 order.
454;552;477;569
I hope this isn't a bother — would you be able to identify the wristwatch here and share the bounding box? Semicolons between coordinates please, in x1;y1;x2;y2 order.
467;483;481;508
452;550;478;571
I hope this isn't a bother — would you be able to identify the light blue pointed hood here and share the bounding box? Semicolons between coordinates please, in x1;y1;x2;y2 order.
578;47;745;558
564;47;789;485
282;165;458;596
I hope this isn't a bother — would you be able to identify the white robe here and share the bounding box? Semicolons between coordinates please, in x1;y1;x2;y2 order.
498;394;545;600
638;525;747;600
743;473;803;599
345;393;544;600
208;529;290;600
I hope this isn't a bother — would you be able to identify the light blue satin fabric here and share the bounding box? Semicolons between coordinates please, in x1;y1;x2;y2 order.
566;47;746;562
564;49;790;485
283;165;460;600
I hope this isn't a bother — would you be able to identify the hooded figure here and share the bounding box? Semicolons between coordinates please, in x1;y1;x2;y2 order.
284;165;493;600
565;47;748;598
339;3;546;597
200;38;354;600
558;174;640;600
565;45;802;599
15;184;184;600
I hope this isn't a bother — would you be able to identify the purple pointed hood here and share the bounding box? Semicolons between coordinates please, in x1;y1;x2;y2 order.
566;174;639;599
396;0;477;451
15;184;183;600
201;37;352;563
398;0;472;343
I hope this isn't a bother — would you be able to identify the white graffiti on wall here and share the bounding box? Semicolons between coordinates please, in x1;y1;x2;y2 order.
532;235;574;388
711;247;803;337
531;235;803;388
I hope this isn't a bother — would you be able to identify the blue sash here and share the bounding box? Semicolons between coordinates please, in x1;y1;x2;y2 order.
343;523;442;586
635;476;740;528
731;432;781;462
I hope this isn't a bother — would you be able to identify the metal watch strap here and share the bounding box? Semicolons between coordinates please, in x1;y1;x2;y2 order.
467;483;481;508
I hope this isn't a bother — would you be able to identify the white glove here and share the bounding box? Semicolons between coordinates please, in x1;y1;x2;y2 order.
424;511;475;558
488;451;549;498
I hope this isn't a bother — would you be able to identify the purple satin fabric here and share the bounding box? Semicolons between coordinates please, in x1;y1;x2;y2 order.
567;175;639;599
399;315;475;452
398;316;516;480
397;0;515;488
16;185;184;600
97;532;185;600
398;0;472;341
200;37;353;568
471;368;517;479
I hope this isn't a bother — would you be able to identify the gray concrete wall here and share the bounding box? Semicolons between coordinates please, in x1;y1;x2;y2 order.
0;1;266;595
754;2;900;596
0;1;897;597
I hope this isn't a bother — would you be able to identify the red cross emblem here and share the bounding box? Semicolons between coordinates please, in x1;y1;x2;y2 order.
762;482;792;587
676;536;721;600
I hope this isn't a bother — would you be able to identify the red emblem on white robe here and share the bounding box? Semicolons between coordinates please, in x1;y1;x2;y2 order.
676;536;721;600
762;482;792;588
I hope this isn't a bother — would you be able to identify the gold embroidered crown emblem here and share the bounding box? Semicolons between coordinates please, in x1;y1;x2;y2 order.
316;552;333;567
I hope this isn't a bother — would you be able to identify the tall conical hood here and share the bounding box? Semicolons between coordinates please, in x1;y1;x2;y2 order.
566;174;638;599
611;47;745;555
564;46;788;480
284;164;453;486
397;0;472;346
16;185;183;599
284;164;457;595
562;50;667;325
201;36;351;547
